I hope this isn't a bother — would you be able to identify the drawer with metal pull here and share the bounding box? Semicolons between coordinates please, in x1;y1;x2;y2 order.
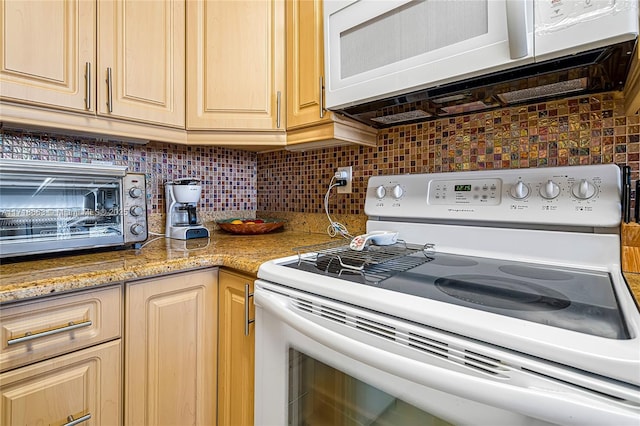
0;285;122;372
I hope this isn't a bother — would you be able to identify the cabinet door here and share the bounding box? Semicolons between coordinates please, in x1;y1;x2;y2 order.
285;0;377;149
186;0;285;131
218;269;255;426
0;340;121;426
286;0;327;130
125;269;217;426
98;0;185;127
0;0;95;112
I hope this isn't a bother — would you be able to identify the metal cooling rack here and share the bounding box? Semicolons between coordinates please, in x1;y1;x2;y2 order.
293;240;433;282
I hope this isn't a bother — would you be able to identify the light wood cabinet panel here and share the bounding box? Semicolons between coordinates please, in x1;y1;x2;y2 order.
0;285;122;373
0;340;122;426
98;0;185;127
218;269;256;426
0;0;95;112
125;268;217;426
186;0;286;132
285;0;377;149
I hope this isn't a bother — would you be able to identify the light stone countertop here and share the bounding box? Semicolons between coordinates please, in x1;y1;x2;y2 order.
3;223;639;309
0;229;337;304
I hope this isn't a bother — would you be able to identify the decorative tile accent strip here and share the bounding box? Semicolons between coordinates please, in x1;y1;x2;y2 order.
257;92;639;215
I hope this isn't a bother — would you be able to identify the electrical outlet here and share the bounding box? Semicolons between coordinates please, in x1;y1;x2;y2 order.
337;166;352;194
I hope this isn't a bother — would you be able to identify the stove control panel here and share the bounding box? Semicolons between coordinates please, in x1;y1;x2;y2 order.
365;164;621;227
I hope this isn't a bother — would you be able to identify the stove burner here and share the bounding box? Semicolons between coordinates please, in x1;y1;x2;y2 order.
498;265;574;281
435;275;571;311
430;256;479;267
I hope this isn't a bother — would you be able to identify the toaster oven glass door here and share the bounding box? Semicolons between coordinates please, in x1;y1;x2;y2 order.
0;173;125;254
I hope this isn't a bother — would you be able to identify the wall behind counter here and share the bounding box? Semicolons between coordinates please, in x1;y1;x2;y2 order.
257;91;639;216
0;131;257;222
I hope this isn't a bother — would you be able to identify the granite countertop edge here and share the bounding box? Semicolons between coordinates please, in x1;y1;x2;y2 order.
0;230;336;304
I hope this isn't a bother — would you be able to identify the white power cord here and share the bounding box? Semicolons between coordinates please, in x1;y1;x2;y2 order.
325;175;352;239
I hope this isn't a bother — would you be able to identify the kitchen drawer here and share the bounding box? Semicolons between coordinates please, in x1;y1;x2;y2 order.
0;285;122;372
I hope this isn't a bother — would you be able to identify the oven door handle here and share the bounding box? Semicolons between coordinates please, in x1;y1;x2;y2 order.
255;288;638;426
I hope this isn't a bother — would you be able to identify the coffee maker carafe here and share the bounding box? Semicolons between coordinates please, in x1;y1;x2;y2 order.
165;179;210;240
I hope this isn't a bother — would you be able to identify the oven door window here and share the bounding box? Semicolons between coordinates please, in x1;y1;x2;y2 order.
289;348;452;426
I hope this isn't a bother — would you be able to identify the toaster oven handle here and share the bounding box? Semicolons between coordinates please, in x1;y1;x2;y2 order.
505;0;528;59
255;288;639;426
7;320;93;346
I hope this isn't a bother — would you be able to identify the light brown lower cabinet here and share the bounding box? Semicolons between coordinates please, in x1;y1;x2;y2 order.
125;268;218;426
0;339;122;425
0;285;122;426
217;269;256;426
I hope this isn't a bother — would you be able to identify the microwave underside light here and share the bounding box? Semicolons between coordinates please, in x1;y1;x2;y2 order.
497;78;588;104
371;110;432;125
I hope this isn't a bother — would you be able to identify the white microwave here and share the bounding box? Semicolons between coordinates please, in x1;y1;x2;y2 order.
324;0;639;118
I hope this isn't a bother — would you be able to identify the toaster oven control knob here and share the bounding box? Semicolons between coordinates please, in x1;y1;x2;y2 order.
129;187;143;198
130;223;145;235
130;205;144;217
509;181;530;200
392;185;404;199
571;179;597;199
539;179;560;199
375;185;386;199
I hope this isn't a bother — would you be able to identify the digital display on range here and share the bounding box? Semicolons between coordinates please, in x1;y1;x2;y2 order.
454;184;472;192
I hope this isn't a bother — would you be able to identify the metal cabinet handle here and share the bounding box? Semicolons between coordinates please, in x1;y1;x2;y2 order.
64;414;92;426
106;67;113;112
319;76;325;118
7;320;93;345
244;284;255;336
84;62;91;110
276;91;281;129
505;0;528;59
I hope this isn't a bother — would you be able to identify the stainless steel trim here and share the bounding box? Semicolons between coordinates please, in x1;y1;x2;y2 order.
319;77;325;118
85;62;91;110
505;0;528;59
7;320;93;345
244;284;255;336
276;91;281;128
106;67;113;112
64;414;92;426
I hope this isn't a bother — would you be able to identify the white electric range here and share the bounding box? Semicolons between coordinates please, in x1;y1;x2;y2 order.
255;164;640;425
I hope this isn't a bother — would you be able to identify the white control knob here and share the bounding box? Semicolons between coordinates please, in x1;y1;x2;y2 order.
129;187;143;198
375;185;386;199
571;179;597;199
130;223;145;235
392;185;404;199
509;181;530;200
539;179;560;199
130;205;144;217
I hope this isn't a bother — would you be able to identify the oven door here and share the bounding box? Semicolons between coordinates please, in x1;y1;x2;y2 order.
254;280;639;426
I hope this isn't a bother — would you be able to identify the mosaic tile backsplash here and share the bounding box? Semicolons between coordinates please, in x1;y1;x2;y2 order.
257;92;639;215
1;91;638;224
0;133;257;222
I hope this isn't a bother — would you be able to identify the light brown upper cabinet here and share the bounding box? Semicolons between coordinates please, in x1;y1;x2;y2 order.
1;0;185;130
186;0;287;145
285;0;377;149
0;0;96;113
97;0;185;127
